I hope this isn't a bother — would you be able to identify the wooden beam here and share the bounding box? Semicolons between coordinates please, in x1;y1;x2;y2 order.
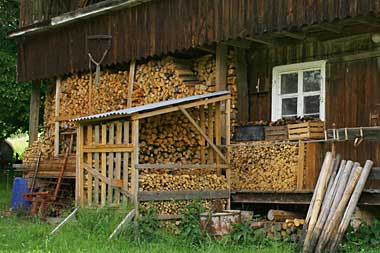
82;146;133;153
197;46;216;54
54;78;61;156
138;190;230;201
222;40;251;49
29;81;41;144
246;37;274;46
216;44;228;91
235;48;249;124
313;24;342;34
328;50;380;63
127;60;136;108
297;142;305;190
277;31;306;40
179;107;228;164
131;120;139;215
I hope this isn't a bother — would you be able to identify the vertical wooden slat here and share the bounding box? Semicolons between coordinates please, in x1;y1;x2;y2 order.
123;121;130;203
225;99;231;210
101;124;107;206
235;47;249;124
94;125;100;206
215;102;221;175
115;122;122;205
86;125;93;206
76;125;84;207
208;104;214;164
297;141;305;190
29;81;41;144
54;78;61;156
216;43;228;91
132;120;139;216
108;123;115;205
127;60;136;108
200;106;206;164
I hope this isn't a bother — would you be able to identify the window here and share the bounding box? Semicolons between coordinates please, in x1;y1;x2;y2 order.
271;60;326;121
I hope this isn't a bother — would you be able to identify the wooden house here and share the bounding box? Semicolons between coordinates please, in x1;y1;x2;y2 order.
12;0;380;215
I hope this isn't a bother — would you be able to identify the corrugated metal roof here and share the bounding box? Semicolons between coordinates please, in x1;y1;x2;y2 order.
73;90;230;122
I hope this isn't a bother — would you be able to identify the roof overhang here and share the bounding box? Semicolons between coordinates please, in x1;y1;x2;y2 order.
10;0;154;38
73;91;231;123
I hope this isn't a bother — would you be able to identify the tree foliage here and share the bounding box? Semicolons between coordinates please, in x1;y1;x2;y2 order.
0;0;42;139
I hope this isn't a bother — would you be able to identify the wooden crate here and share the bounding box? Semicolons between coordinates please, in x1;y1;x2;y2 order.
288;122;325;141
265;126;288;141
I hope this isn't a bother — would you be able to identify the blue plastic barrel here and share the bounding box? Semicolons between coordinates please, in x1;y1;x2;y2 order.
10;177;31;211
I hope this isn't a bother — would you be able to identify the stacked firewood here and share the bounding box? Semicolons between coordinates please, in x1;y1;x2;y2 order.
140;199;227;216
139;173;227;192
139;112;203;164
230;143;299;191
302;153;374;253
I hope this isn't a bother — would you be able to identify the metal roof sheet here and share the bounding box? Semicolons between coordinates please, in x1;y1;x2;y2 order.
73;90;230;122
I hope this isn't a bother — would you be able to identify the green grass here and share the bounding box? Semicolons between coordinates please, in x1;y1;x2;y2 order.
0;179;294;253
7;133;28;159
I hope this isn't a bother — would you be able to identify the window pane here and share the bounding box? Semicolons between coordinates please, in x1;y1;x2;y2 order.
304;95;320;115
281;73;298;94
303;70;321;92
282;98;297;116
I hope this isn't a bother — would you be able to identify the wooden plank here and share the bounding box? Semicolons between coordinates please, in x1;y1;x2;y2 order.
138;190;230;201
94;125;100;206
216;43;227;91
123;121;130;203
77;125;85;207
127;60;136;108
83;163;123;188
54;78;61;157
235;47;249;124
304;143;321;189
131;120;139;215
297;142;305;190
115;122;122;204
135;164;229;169
29;81;40;144
179;107;228;164
199;106;206;164
82;146;133;153
208;104;214;164
86;125;93;206
108;123;115;205
215;102;222;174
226;99;231;210
130;95;231;120
101;124;107;206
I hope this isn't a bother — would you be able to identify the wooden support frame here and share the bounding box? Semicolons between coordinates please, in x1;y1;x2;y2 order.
29;81;41;144
75;94;232;215
54;78;61;156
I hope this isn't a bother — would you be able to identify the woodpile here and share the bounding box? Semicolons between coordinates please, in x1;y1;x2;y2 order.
230;142;299;191
139;173;227;192
250;219;305;242
302;153;374;253
140;199;227;216
139;112;203;164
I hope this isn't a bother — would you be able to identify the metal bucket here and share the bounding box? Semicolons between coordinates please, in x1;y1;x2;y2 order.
200;210;241;236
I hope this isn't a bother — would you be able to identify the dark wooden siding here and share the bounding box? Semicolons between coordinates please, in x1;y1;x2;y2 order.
17;0;380;81
248;35;380;166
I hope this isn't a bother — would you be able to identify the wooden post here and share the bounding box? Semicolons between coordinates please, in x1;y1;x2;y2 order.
127;60;136;108
86;125;93;206
297;142;305;190
225;99;231;209
216;44;227;91
208;104;214;164
54;78;61;156
200;106;206;164
132;120;139;216
76;125;84;207
235;47;249;124
29;81;41;144
101;124;107;206
215;102;221;175
94;125;100;206
123;121;130;203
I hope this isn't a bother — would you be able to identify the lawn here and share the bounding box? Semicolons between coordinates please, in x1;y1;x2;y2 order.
0;178;294;253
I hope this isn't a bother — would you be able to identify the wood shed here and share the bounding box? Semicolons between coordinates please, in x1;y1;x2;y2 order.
11;0;380;211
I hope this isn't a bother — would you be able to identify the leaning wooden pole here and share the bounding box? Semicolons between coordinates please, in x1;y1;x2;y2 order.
329;160;374;251
303;152;333;252
315;166;363;253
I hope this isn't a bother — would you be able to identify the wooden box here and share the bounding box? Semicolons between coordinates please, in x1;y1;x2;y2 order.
288;122;325;141
265;126;288;141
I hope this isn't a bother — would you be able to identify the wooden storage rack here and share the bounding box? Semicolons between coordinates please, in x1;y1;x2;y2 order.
75;92;231;218
288;122;325;141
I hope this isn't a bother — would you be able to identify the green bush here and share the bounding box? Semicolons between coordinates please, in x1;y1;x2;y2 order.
126;207;161;244
342;219;380;252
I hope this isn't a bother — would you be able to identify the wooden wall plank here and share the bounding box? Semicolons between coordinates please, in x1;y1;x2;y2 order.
101;124;107;206
107;123;115;204
115;122;122;204
86;125;93;206
94;125;100;206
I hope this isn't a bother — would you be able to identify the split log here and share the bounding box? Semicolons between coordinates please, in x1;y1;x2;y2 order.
267;209;304;222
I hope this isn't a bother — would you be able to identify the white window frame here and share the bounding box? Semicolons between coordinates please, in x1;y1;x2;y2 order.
271;60;326;122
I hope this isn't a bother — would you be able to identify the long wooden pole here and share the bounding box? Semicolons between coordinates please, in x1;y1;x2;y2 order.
127;60;136;108
329;160;374;251
303;152;333;252
315;166;363;253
